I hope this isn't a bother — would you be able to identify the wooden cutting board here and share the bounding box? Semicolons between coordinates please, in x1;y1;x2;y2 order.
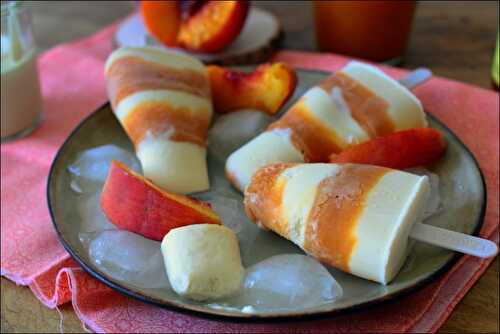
114;7;283;65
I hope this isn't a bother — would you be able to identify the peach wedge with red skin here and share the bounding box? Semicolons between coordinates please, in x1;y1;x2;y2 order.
178;1;250;53
329;128;446;169
141;1;249;53
101;161;221;241
208;62;298;115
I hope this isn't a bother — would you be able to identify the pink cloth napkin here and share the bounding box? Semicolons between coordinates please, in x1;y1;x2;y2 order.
1;23;498;333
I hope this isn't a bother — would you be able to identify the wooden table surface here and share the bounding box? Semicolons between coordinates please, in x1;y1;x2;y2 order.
1;1;498;333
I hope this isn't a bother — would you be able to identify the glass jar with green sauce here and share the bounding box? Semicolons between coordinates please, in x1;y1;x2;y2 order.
492;33;499;89
1;1;43;141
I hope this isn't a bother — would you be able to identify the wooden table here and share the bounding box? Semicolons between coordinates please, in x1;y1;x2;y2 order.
1;1;498;332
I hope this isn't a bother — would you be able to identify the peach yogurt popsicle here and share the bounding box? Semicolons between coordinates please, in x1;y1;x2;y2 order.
226;61;427;192
105;47;212;194
244;163;430;284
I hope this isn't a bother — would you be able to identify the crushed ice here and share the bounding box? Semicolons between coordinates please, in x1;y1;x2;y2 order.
77;191;116;234
67;144;141;194
64;145;169;289
208;109;273;161
207;196;246;234
228;254;343;311
88;230;169;289
67;145;141;235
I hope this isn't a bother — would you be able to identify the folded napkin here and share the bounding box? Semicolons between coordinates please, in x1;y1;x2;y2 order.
1;23;498;333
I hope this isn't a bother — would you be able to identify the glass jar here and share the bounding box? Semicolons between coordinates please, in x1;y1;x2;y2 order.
313;0;417;64
1;1;43;141
492;32;499;89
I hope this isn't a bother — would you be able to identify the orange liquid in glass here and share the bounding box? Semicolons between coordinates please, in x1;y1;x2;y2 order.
314;1;416;63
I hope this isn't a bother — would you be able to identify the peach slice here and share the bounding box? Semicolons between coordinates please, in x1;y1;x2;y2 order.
178;1;250;53
208;63;297;115
141;1;182;47
329;128;447;169
101;161;221;241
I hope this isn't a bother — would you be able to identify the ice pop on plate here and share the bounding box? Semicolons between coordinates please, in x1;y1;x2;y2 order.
105;47;212;194
244;163;430;284
226;61;427;192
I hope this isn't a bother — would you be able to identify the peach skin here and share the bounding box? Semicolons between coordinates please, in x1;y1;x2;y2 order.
208;63;297;115
329;128;446;169
178;1;250;53
101;161;221;241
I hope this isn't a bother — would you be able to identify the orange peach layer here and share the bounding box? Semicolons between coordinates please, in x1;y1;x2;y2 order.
269;100;344;161
106;56;210;108
304;164;388;271
319;72;393;137
122;101;210;147
244;163;295;237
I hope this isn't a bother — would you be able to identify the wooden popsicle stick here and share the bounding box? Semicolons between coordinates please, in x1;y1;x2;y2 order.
398;68;433;90
399;70;496;259
410;223;498;258
398;69;495;258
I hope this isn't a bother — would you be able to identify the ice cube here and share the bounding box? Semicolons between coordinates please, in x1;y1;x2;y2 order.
208;110;273;162
77;191;116;234
193;157;244;202
67;144;141;193
193;187;257;257
406;167;442;219
208;196;246;234
69;179;83;194
233;254;343;311
191;184;259;264
88;230;169;289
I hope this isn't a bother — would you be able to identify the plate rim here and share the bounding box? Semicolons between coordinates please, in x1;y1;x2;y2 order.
47;69;487;320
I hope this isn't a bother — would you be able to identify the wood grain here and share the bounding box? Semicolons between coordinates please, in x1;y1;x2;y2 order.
1;1;498;333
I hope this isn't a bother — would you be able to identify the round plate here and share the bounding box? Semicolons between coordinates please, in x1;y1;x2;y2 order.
47;68;486;319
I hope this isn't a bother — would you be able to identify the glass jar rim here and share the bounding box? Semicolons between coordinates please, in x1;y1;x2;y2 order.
1;1;23;17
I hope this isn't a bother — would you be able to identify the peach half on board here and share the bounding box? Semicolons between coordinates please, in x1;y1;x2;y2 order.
207;62;297;115
100;161;221;241
140;0;181;47
141;0;249;53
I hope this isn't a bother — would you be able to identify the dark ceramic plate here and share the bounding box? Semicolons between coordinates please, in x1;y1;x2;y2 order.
47;68;486;319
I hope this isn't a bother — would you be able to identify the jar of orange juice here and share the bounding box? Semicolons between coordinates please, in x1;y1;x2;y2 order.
314;0;417;63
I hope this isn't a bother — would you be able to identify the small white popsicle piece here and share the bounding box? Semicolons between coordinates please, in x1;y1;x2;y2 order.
410;223;498;258
161;224;245;301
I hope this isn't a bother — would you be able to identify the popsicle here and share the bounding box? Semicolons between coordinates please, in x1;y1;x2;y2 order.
226;61;427;192
105;47;212;194
244;163;430;284
161;224;244;301
244;163;498;284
